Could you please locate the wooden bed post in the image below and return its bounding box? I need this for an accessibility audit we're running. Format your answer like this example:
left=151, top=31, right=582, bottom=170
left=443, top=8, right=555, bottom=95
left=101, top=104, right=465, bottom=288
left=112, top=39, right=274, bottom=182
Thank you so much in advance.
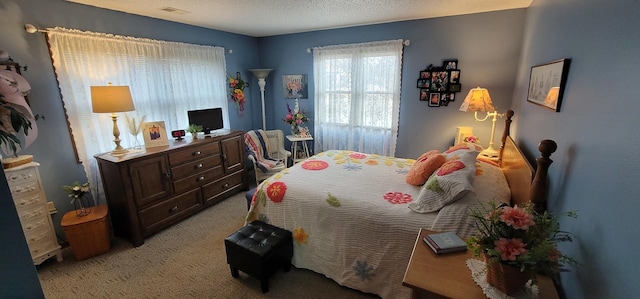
left=530, top=140, right=557, bottom=213
left=500, top=110, right=515, bottom=148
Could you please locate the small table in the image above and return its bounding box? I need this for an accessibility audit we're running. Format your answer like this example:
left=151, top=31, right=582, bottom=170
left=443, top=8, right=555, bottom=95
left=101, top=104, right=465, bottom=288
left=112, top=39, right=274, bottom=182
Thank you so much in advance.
left=61, top=205, right=111, bottom=260
left=402, top=228, right=559, bottom=299
left=286, top=135, right=313, bottom=163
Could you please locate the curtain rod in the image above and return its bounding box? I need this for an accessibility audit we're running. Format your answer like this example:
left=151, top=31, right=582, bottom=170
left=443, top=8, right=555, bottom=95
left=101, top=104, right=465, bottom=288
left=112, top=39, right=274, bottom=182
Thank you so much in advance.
left=306, top=39, right=410, bottom=53
left=24, top=24, right=234, bottom=54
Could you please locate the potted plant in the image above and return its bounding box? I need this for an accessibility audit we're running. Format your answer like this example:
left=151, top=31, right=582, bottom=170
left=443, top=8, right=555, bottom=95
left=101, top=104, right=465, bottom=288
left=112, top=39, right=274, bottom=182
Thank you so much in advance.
left=187, top=124, right=202, bottom=139
left=62, top=181, right=91, bottom=216
left=466, top=203, right=579, bottom=295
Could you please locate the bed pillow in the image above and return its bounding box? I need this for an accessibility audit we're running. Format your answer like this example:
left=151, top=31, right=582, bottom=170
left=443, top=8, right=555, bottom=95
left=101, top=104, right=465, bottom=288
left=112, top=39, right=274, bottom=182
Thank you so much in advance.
left=445, top=142, right=483, bottom=159
left=405, top=150, right=447, bottom=186
left=408, top=150, right=479, bottom=213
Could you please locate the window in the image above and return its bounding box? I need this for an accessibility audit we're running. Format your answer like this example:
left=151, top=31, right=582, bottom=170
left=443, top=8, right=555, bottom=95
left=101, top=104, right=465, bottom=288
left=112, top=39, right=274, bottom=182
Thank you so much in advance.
left=313, top=40, right=403, bottom=156
left=47, top=27, right=228, bottom=200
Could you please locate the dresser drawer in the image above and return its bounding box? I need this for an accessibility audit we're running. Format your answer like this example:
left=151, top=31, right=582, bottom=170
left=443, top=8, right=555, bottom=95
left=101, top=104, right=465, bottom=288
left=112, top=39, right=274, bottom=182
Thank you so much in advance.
left=171, top=155, right=221, bottom=181
left=5, top=166, right=38, bottom=186
left=168, top=142, right=220, bottom=166
left=138, top=189, right=202, bottom=235
left=9, top=180, right=42, bottom=202
left=17, top=205, right=48, bottom=222
left=12, top=191, right=44, bottom=210
left=202, top=170, right=244, bottom=205
left=20, top=216, right=50, bottom=235
left=172, top=166, right=224, bottom=194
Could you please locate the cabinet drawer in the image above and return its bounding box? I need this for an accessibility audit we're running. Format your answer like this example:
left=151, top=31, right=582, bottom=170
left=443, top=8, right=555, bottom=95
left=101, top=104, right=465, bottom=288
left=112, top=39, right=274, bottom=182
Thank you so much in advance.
left=17, top=205, right=48, bottom=222
left=138, top=189, right=202, bottom=235
left=171, top=155, right=221, bottom=181
left=172, top=166, right=224, bottom=194
left=5, top=167, right=38, bottom=186
left=202, top=170, right=244, bottom=205
left=168, top=142, right=220, bottom=166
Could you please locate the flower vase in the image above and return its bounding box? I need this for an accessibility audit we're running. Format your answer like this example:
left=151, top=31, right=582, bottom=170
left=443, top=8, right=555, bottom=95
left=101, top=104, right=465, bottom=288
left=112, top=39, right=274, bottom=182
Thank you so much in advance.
left=74, top=196, right=92, bottom=217
left=484, top=254, right=531, bottom=295
left=291, top=125, right=300, bottom=136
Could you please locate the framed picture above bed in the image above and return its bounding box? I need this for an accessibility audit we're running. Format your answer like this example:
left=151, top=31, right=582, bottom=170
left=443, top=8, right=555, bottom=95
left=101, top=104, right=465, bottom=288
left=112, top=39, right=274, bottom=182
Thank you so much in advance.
left=527, top=59, right=571, bottom=112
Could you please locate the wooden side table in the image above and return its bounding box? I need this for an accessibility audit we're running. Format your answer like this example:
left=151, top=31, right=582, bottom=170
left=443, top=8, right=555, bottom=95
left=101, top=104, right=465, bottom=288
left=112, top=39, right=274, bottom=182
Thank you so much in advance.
left=286, top=135, right=313, bottom=163
left=402, top=228, right=559, bottom=299
left=61, top=205, right=111, bottom=260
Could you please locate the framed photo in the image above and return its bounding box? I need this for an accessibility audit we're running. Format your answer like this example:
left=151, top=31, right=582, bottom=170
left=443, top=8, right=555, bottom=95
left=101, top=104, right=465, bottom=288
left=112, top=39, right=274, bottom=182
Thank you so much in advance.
left=141, top=121, right=169, bottom=148
left=429, top=93, right=441, bottom=107
left=449, top=83, right=461, bottom=92
left=419, top=70, right=430, bottom=79
left=449, top=70, right=460, bottom=84
left=417, top=78, right=429, bottom=88
left=443, top=59, right=458, bottom=70
left=527, top=59, right=571, bottom=112
left=419, top=89, right=429, bottom=101
left=430, top=71, right=449, bottom=92
left=283, top=74, right=308, bottom=99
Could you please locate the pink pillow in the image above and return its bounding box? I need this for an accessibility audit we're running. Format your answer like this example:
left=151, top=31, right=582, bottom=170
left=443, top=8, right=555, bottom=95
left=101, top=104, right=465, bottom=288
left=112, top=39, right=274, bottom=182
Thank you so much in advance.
left=406, top=150, right=446, bottom=186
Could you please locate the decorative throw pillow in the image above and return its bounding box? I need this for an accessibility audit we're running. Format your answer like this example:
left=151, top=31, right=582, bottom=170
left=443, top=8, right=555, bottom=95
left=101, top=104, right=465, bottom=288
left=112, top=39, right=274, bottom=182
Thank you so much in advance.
left=408, top=150, right=479, bottom=213
left=405, top=150, right=446, bottom=186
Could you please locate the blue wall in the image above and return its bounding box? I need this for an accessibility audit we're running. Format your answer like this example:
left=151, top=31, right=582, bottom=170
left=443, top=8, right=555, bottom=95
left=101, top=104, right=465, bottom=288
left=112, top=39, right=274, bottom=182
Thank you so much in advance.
left=513, top=0, right=640, bottom=297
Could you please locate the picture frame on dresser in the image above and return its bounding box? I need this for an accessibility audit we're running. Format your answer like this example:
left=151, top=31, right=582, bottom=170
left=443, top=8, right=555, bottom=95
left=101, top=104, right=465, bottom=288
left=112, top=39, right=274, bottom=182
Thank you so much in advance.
left=141, top=121, right=169, bottom=148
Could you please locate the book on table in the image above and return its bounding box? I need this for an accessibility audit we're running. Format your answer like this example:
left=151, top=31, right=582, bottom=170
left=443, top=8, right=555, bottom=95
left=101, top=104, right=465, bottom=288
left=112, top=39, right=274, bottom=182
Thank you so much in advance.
left=423, top=231, right=467, bottom=254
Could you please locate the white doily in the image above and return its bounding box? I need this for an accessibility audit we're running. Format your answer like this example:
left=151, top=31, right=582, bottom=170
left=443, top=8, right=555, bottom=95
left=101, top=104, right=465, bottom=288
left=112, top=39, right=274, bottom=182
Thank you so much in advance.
left=466, top=259, right=540, bottom=299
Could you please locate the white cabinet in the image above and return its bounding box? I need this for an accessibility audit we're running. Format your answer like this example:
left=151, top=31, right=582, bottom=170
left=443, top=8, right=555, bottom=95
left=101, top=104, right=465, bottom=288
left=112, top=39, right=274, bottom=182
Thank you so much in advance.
left=5, top=162, right=62, bottom=265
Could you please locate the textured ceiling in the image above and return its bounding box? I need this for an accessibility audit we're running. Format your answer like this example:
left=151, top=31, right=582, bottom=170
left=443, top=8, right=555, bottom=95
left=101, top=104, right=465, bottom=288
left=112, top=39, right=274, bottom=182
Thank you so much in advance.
left=65, top=0, right=532, bottom=37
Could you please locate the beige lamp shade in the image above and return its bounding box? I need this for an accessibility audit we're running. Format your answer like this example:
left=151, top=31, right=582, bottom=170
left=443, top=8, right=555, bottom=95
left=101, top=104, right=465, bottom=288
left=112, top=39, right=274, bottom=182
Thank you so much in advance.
left=543, top=86, right=560, bottom=107
left=90, top=85, right=135, bottom=113
left=459, top=87, right=496, bottom=112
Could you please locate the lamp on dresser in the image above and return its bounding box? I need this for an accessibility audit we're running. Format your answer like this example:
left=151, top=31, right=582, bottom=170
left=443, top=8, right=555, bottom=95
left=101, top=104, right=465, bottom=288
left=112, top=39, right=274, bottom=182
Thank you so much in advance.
left=459, top=86, right=503, bottom=158
left=90, top=84, right=135, bottom=155
left=249, top=69, right=273, bottom=130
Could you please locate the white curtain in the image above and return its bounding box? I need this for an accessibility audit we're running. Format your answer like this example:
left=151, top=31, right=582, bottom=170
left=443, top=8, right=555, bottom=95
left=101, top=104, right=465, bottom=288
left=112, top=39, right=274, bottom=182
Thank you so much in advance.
left=47, top=27, right=228, bottom=202
left=313, top=39, right=403, bottom=156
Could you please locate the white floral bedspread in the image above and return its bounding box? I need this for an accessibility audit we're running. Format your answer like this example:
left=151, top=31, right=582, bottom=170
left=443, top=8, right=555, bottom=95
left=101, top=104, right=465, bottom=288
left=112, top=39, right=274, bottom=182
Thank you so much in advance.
left=245, top=150, right=491, bottom=299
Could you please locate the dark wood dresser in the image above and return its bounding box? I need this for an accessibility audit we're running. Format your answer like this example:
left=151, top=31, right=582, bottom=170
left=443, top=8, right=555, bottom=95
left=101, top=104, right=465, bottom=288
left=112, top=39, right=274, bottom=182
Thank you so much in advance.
left=95, top=130, right=246, bottom=246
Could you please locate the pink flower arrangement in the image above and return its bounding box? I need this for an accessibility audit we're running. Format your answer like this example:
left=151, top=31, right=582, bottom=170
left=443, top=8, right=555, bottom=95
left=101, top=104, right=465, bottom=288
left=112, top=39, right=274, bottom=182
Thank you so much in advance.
left=467, top=202, right=579, bottom=278
left=464, top=135, right=479, bottom=143
left=228, top=73, right=248, bottom=111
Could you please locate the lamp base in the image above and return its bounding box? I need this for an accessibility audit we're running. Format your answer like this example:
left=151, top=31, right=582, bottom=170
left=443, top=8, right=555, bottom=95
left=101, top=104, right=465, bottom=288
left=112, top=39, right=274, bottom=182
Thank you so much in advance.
left=480, top=146, right=499, bottom=158
left=111, top=147, right=129, bottom=155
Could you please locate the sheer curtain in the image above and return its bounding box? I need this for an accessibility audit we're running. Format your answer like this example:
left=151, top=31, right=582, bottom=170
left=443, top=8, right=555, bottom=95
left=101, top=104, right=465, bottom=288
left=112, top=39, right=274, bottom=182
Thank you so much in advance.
left=313, top=39, right=403, bottom=156
left=47, top=27, right=228, bottom=201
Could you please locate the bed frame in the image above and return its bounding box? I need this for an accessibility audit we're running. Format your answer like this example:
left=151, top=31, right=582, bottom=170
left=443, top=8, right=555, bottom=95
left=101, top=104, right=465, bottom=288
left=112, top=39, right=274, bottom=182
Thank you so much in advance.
left=498, top=110, right=557, bottom=213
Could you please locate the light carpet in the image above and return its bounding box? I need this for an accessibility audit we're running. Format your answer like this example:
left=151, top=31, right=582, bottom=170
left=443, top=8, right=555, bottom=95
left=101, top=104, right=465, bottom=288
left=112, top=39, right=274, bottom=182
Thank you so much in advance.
left=37, top=191, right=379, bottom=299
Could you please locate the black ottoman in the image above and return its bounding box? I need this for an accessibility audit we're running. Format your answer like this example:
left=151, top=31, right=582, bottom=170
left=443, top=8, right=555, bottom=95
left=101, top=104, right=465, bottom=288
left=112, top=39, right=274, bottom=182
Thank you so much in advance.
left=224, top=221, right=293, bottom=293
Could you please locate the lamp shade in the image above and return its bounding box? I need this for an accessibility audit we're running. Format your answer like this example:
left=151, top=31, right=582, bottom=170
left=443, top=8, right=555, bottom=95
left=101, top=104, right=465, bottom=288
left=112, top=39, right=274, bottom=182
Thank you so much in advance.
left=459, top=87, right=496, bottom=112
left=90, top=85, right=135, bottom=113
left=543, top=87, right=560, bottom=107
left=249, top=69, right=273, bottom=80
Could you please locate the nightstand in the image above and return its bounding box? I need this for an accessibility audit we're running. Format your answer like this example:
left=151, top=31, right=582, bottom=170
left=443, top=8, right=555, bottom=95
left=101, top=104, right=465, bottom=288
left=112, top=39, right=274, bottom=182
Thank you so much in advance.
left=286, top=135, right=313, bottom=163
left=402, top=228, right=559, bottom=299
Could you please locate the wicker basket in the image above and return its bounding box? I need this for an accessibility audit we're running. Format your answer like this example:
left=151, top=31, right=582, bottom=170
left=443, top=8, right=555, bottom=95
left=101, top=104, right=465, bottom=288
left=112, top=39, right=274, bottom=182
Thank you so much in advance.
left=62, top=206, right=111, bottom=261
left=2, top=155, right=33, bottom=169
left=484, top=254, right=530, bottom=295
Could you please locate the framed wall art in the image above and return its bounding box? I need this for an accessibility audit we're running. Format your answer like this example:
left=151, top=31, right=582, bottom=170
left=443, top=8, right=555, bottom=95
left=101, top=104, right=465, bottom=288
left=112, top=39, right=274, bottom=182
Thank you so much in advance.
left=416, top=58, right=462, bottom=107
left=141, top=121, right=169, bottom=148
left=283, top=74, right=307, bottom=99
left=527, top=59, right=571, bottom=112
left=429, top=93, right=441, bottom=107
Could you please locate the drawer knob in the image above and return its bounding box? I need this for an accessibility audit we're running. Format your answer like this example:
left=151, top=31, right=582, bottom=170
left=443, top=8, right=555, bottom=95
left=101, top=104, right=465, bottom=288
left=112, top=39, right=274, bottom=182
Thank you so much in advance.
left=193, top=151, right=201, bottom=156
left=223, top=183, right=229, bottom=188
left=169, top=206, right=178, bottom=213
left=197, top=176, right=205, bottom=181
left=195, top=163, right=203, bottom=169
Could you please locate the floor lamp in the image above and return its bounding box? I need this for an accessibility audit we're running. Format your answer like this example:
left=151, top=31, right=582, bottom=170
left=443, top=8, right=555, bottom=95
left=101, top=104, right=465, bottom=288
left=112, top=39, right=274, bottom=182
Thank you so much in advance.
left=249, top=69, right=273, bottom=130
left=91, top=84, right=135, bottom=155
left=459, top=86, right=503, bottom=158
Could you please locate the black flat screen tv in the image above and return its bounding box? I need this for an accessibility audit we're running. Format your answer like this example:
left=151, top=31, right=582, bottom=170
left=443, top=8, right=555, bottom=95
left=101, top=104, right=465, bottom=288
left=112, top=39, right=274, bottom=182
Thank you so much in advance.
left=187, top=108, right=224, bottom=134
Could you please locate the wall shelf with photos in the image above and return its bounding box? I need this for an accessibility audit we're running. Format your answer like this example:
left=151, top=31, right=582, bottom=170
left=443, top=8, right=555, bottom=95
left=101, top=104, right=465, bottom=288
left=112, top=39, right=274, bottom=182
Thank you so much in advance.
left=417, top=59, right=461, bottom=107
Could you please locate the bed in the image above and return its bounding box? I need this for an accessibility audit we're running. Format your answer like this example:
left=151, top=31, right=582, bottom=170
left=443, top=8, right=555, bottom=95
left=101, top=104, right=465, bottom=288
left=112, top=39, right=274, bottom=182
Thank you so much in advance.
left=245, top=110, right=556, bottom=298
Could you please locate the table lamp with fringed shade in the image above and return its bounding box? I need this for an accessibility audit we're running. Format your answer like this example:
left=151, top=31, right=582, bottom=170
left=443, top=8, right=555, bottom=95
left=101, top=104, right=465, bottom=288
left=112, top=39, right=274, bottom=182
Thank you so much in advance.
left=459, top=87, right=503, bottom=158
left=90, top=84, right=135, bottom=155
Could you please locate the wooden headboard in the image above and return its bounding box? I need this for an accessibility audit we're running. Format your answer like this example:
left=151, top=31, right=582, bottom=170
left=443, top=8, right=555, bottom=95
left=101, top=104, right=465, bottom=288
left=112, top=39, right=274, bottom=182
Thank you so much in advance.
left=497, top=110, right=557, bottom=213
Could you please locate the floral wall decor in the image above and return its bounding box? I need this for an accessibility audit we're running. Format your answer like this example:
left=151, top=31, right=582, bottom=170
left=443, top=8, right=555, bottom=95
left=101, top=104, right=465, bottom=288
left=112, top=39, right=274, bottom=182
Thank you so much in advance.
left=283, top=74, right=307, bottom=99
left=228, top=72, right=247, bottom=112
